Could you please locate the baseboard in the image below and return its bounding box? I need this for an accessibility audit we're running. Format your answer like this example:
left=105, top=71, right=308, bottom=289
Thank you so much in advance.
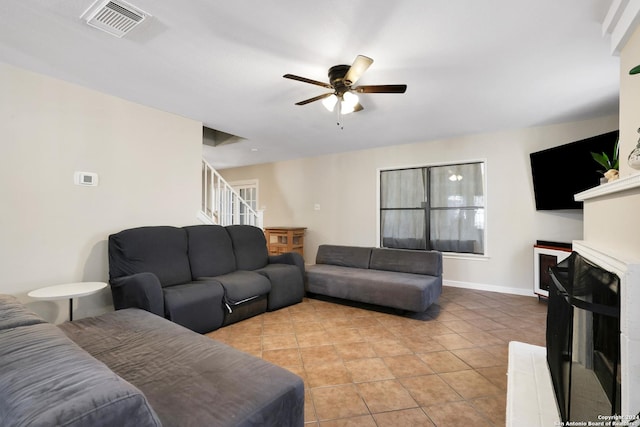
left=444, top=279, right=536, bottom=297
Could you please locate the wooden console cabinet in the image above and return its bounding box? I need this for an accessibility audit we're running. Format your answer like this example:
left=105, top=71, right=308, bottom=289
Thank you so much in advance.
left=264, top=227, right=306, bottom=257
left=533, top=241, right=572, bottom=298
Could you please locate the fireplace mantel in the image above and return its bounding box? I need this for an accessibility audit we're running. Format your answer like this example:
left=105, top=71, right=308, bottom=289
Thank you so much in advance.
left=575, top=174, right=640, bottom=202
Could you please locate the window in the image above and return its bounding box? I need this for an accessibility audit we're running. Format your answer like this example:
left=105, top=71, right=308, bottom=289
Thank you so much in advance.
left=379, top=162, right=486, bottom=255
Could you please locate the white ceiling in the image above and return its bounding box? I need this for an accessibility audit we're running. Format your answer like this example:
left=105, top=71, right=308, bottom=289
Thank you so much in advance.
left=0, top=0, right=619, bottom=169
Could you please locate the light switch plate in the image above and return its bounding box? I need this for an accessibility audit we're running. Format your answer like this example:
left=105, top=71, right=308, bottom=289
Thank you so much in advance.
left=74, top=171, right=98, bottom=186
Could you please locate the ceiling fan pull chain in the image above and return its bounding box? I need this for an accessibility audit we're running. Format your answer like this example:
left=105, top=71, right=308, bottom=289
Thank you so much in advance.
left=336, top=100, right=344, bottom=130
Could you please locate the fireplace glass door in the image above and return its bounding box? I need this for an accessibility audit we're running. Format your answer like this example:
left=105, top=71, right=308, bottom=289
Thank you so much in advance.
left=547, top=251, right=620, bottom=423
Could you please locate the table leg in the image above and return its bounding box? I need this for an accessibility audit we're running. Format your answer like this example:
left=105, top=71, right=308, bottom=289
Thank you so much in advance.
left=69, top=298, right=73, bottom=321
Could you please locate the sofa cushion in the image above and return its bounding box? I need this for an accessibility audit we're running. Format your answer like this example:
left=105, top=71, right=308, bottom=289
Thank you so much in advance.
left=315, top=245, right=372, bottom=269
left=0, top=294, right=45, bottom=330
left=306, top=264, right=442, bottom=312
left=0, top=322, right=160, bottom=427
left=163, top=281, right=225, bottom=333
left=185, top=225, right=237, bottom=277
left=370, top=248, right=443, bottom=276
left=226, top=225, right=269, bottom=271
left=60, top=308, right=305, bottom=427
left=109, top=226, right=192, bottom=287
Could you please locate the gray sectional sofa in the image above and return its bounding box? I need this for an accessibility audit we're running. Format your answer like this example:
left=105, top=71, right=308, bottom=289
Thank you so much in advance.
left=109, top=224, right=305, bottom=333
left=0, top=294, right=304, bottom=427
left=305, top=245, right=443, bottom=312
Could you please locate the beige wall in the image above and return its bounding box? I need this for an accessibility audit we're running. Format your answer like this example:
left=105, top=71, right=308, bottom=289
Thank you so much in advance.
left=221, top=114, right=619, bottom=295
left=0, top=63, right=202, bottom=322
left=619, top=25, right=640, bottom=179
left=581, top=22, right=640, bottom=259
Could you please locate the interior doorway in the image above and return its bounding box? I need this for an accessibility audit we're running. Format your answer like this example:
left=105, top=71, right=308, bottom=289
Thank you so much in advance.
left=230, top=179, right=258, bottom=225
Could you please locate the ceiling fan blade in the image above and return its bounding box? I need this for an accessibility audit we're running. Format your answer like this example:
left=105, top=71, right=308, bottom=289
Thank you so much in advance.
left=344, top=55, right=373, bottom=86
left=353, top=103, right=364, bottom=112
left=355, top=84, right=407, bottom=94
left=295, top=92, right=334, bottom=105
left=283, top=74, right=333, bottom=89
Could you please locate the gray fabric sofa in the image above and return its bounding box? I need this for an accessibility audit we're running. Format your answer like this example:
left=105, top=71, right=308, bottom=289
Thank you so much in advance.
left=109, top=224, right=305, bottom=333
left=305, top=245, right=443, bottom=312
left=0, top=294, right=304, bottom=427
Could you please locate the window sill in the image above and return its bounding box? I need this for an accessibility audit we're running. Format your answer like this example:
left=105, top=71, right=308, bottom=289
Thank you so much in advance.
left=443, top=252, right=489, bottom=261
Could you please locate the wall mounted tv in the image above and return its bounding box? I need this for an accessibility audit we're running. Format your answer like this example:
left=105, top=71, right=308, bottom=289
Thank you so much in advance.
left=530, top=130, right=618, bottom=210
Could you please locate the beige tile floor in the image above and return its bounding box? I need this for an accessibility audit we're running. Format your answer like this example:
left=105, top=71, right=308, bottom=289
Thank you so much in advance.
left=206, top=286, right=548, bottom=426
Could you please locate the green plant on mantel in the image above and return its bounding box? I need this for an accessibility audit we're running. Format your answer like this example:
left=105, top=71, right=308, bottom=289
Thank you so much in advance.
left=591, top=139, right=619, bottom=172
left=630, top=64, right=640, bottom=74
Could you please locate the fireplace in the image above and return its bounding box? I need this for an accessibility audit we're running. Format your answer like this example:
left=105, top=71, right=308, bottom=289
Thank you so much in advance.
left=506, top=176, right=640, bottom=425
left=547, top=251, right=620, bottom=423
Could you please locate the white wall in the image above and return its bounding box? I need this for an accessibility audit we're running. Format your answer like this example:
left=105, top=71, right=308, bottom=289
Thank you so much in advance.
left=220, top=114, right=619, bottom=295
left=0, top=63, right=202, bottom=322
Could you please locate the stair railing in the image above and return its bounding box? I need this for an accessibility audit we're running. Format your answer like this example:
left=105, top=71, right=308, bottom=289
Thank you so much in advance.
left=200, top=159, right=263, bottom=227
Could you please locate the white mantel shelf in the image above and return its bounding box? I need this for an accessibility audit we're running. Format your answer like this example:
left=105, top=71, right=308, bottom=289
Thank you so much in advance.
left=575, top=173, right=640, bottom=202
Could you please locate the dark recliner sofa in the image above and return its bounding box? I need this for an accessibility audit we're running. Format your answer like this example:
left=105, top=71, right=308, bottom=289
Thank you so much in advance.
left=108, top=224, right=304, bottom=333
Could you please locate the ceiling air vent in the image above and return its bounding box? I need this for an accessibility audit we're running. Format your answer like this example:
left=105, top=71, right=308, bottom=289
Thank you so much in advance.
left=82, top=0, right=150, bottom=38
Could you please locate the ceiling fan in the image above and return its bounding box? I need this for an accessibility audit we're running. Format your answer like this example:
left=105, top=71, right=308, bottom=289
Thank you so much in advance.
left=283, top=55, right=407, bottom=115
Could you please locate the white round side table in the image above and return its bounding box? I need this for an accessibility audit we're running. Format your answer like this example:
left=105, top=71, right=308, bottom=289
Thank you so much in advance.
left=28, top=282, right=108, bottom=321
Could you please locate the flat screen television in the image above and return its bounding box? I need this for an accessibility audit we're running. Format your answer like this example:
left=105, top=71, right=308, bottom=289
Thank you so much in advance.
left=530, top=130, right=618, bottom=210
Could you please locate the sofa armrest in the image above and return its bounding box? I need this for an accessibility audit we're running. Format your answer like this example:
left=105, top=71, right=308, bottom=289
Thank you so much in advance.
left=269, top=252, right=305, bottom=275
left=110, top=273, right=164, bottom=317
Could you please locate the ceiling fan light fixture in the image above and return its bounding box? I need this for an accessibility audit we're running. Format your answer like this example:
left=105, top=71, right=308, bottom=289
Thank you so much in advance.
left=340, top=91, right=359, bottom=114
left=283, top=55, right=406, bottom=119
left=322, top=94, right=338, bottom=112
left=341, top=103, right=354, bottom=115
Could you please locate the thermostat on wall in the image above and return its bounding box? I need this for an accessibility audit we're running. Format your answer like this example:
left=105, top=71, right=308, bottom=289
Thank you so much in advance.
left=74, top=171, right=99, bottom=186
